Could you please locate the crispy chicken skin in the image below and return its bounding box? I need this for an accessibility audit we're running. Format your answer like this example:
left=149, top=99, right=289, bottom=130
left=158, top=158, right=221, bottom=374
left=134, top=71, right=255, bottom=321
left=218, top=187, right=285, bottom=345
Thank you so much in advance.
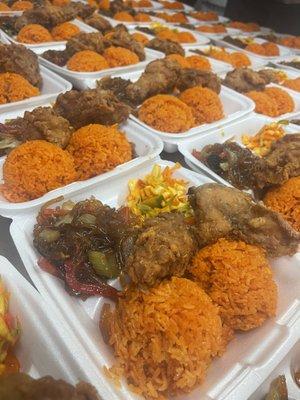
left=53, top=88, right=131, bottom=129
left=189, top=184, right=300, bottom=257
left=15, top=4, right=78, bottom=31
left=0, top=107, right=73, bottom=156
left=103, top=25, right=145, bottom=61
left=0, top=43, right=42, bottom=87
left=0, top=373, right=101, bottom=400
left=177, top=68, right=221, bottom=93
left=223, top=68, right=267, bottom=93
left=84, top=13, right=112, bottom=34
left=66, top=32, right=105, bottom=57
left=146, top=37, right=185, bottom=55
left=126, top=213, right=196, bottom=287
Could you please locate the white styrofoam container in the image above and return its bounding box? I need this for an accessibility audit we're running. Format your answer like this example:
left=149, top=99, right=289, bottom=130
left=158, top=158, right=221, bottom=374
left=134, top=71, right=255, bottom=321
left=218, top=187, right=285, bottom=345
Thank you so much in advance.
left=178, top=113, right=300, bottom=186
left=39, top=47, right=163, bottom=90
left=0, top=105, right=163, bottom=216
left=9, top=159, right=300, bottom=400
left=0, top=255, right=118, bottom=399
left=0, top=19, right=98, bottom=52
left=0, top=64, right=72, bottom=113
left=129, top=84, right=255, bottom=153
left=186, top=44, right=267, bottom=70
left=128, top=23, right=210, bottom=46
left=273, top=55, right=300, bottom=74
left=249, top=340, right=300, bottom=400
left=215, top=35, right=293, bottom=61
left=136, top=0, right=163, bottom=10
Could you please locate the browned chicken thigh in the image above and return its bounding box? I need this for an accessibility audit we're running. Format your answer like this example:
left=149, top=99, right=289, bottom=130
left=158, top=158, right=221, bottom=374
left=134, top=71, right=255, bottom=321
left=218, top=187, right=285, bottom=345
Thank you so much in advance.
left=189, top=183, right=300, bottom=257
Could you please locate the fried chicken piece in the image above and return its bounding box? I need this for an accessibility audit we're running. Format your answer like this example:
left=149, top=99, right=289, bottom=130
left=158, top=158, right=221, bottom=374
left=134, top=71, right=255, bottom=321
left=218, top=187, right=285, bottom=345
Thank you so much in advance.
left=0, top=43, right=42, bottom=88
left=0, top=373, right=101, bottom=400
left=177, top=68, right=221, bottom=94
left=146, top=37, right=184, bottom=56
left=262, top=134, right=300, bottom=181
left=42, top=49, right=70, bottom=66
left=126, top=213, right=196, bottom=287
left=97, top=58, right=179, bottom=106
left=223, top=68, right=267, bottom=93
left=84, top=13, right=112, bottom=33
left=66, top=32, right=105, bottom=57
left=53, top=88, right=131, bottom=129
left=15, top=4, right=78, bottom=31
left=189, top=183, right=300, bottom=257
left=0, top=106, right=73, bottom=155
left=104, top=26, right=145, bottom=61
left=67, top=2, right=95, bottom=19
left=123, top=58, right=180, bottom=105
left=96, top=76, right=132, bottom=103
left=257, top=68, right=281, bottom=84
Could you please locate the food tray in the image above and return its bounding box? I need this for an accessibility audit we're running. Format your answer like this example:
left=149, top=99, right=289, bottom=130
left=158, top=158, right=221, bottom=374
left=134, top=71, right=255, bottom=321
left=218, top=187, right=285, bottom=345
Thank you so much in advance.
left=9, top=159, right=300, bottom=400
left=129, top=84, right=255, bottom=153
left=273, top=55, right=300, bottom=73
left=190, top=14, right=229, bottom=24
left=152, top=10, right=200, bottom=25
left=0, top=105, right=163, bottom=216
left=0, top=64, right=72, bottom=113
left=249, top=340, right=300, bottom=400
left=187, top=44, right=267, bottom=70
left=0, top=255, right=115, bottom=397
left=137, top=0, right=163, bottom=10
left=178, top=113, right=300, bottom=186
left=215, top=35, right=293, bottom=61
left=0, top=19, right=97, bottom=52
left=39, top=47, right=162, bottom=90
left=129, top=23, right=210, bottom=47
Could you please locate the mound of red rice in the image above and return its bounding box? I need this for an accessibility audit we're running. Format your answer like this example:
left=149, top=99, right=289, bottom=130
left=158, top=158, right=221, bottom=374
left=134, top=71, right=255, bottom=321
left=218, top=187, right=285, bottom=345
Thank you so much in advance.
left=189, top=238, right=278, bottom=332
left=106, top=277, right=226, bottom=399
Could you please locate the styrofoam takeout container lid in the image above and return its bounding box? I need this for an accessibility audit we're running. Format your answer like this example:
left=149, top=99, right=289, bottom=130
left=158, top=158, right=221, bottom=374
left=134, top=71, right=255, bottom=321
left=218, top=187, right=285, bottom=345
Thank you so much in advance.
left=0, top=255, right=116, bottom=398
left=187, top=44, right=267, bottom=69
left=215, top=35, right=294, bottom=61
left=128, top=23, right=210, bottom=46
left=0, top=19, right=97, bottom=52
left=39, top=47, right=163, bottom=90
left=129, top=84, right=255, bottom=153
left=178, top=113, right=300, bottom=186
left=9, top=159, right=300, bottom=400
left=273, top=55, right=300, bottom=73
left=0, top=64, right=72, bottom=113
left=0, top=105, right=163, bottom=216
left=249, top=340, right=300, bottom=400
